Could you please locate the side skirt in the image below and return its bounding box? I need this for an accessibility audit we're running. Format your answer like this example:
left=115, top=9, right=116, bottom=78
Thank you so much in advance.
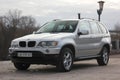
left=74, top=55, right=101, bottom=61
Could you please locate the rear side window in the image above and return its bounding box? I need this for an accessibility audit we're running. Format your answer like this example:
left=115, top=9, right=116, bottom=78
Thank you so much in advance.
left=98, top=23, right=108, bottom=34
left=90, top=21, right=100, bottom=34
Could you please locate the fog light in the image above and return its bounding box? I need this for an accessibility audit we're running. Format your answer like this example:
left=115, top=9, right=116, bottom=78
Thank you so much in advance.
left=9, top=49, right=13, bottom=53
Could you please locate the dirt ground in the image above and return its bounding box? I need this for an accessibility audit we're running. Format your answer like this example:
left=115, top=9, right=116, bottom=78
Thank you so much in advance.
left=0, top=54, right=120, bottom=80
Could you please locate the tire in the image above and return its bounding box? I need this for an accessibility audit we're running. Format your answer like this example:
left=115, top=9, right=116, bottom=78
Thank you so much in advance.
left=56, top=47, right=73, bottom=72
left=13, top=63, right=30, bottom=70
left=97, top=47, right=109, bottom=66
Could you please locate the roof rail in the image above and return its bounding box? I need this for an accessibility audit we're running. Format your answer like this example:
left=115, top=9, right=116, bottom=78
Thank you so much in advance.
left=80, top=18, right=96, bottom=21
left=53, top=19, right=60, bottom=21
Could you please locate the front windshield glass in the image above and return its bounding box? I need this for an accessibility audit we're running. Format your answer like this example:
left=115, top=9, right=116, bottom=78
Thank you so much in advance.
left=36, top=20, right=78, bottom=33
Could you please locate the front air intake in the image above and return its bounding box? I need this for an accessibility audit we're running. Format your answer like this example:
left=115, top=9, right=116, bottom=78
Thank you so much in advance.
left=19, top=41, right=26, bottom=47
left=28, top=41, right=36, bottom=47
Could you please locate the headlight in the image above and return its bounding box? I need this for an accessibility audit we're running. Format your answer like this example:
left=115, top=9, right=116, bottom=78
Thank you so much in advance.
left=37, top=41, right=58, bottom=47
left=11, top=41, right=18, bottom=48
left=11, top=44, right=18, bottom=48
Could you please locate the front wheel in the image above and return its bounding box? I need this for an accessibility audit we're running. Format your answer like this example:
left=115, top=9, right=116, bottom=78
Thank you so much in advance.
left=13, top=63, right=30, bottom=70
left=97, top=47, right=109, bottom=66
left=56, top=48, right=73, bottom=72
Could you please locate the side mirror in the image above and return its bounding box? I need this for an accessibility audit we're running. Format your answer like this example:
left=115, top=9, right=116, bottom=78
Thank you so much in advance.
left=77, top=30, right=89, bottom=36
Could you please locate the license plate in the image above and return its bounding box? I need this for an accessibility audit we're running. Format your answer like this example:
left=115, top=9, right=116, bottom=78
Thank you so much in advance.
left=17, top=52, right=32, bottom=57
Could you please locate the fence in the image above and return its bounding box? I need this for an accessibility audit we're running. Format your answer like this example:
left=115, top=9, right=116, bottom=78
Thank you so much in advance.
left=110, top=30, right=120, bottom=54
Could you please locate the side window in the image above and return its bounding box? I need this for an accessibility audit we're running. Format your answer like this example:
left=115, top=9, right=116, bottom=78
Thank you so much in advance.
left=79, top=21, right=91, bottom=34
left=56, top=25, right=65, bottom=32
left=98, top=23, right=108, bottom=34
left=90, top=21, right=100, bottom=34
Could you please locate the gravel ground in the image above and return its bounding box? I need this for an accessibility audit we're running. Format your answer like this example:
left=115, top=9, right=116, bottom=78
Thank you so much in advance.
left=0, top=55, right=120, bottom=80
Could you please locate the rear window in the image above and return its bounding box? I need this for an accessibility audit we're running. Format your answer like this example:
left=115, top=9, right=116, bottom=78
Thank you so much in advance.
left=98, top=23, right=108, bottom=34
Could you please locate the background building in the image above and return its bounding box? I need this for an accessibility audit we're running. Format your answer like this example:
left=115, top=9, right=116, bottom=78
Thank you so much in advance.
left=110, top=30, right=120, bottom=54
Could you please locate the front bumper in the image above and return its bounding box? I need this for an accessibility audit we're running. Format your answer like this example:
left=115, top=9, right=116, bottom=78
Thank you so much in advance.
left=9, top=47, right=61, bottom=64
left=10, top=51, right=59, bottom=65
left=9, top=47, right=61, bottom=54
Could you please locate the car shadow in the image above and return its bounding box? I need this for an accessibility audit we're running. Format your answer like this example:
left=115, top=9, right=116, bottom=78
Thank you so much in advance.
left=72, top=62, right=98, bottom=70
left=14, top=66, right=57, bottom=74
left=14, top=62, right=98, bottom=74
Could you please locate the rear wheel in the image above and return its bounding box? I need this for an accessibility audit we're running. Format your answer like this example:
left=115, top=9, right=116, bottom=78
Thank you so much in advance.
left=13, top=63, right=30, bottom=70
left=97, top=47, right=109, bottom=66
left=57, top=48, right=73, bottom=72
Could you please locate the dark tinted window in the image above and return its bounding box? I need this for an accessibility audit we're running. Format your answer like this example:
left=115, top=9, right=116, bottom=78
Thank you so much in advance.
left=90, top=21, right=100, bottom=34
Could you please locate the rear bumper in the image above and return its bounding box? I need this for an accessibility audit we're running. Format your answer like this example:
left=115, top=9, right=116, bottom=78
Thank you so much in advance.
left=10, top=51, right=59, bottom=65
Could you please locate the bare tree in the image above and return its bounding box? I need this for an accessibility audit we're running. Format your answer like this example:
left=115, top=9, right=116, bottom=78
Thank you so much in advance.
left=115, top=23, right=120, bottom=31
left=15, top=16, right=39, bottom=38
left=111, top=23, right=120, bottom=40
left=0, top=10, right=39, bottom=60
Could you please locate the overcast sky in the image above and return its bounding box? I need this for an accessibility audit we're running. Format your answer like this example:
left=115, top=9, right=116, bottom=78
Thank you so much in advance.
left=0, top=0, right=120, bottom=30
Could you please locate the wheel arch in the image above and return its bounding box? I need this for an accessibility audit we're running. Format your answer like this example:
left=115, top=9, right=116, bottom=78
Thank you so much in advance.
left=60, top=44, right=75, bottom=58
left=103, top=44, right=110, bottom=53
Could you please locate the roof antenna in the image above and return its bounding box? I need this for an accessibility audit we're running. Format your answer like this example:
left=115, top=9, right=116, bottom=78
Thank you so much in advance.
left=78, top=13, right=81, bottom=19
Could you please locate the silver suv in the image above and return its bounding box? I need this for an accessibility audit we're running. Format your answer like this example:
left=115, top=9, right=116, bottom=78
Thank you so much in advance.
left=9, top=19, right=111, bottom=72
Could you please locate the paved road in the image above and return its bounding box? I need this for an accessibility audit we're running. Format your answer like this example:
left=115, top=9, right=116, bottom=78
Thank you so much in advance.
left=0, top=55, right=120, bottom=80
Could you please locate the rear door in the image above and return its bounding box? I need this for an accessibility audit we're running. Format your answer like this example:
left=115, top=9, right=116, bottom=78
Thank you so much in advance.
left=89, top=21, right=103, bottom=55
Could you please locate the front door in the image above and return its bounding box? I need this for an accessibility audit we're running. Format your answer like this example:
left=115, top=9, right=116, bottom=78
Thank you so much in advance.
left=75, top=20, right=94, bottom=57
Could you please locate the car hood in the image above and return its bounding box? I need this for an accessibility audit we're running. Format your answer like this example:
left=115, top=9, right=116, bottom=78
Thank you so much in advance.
left=13, top=33, right=74, bottom=41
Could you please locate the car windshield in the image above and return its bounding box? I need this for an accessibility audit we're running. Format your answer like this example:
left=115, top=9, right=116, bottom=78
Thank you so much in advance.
left=36, top=20, right=78, bottom=33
